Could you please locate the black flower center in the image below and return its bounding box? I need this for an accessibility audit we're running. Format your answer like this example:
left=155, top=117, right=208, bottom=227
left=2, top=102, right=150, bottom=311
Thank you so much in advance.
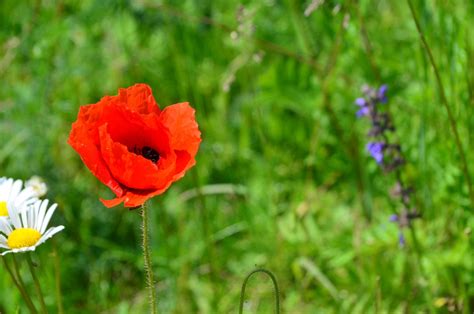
left=132, top=146, right=160, bottom=163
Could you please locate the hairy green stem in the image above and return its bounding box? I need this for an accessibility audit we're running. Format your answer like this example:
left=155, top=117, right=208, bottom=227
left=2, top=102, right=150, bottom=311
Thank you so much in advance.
left=407, top=0, right=474, bottom=208
left=26, top=253, right=48, bottom=314
left=239, top=268, right=280, bottom=314
left=2, top=256, right=37, bottom=313
left=141, top=203, right=157, bottom=314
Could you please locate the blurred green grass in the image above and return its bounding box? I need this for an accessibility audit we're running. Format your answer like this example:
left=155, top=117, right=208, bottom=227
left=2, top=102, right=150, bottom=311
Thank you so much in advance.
left=0, top=0, right=473, bottom=313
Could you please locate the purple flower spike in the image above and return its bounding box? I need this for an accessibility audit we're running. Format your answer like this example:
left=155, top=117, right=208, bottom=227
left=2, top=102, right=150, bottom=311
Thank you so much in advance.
left=389, top=214, right=398, bottom=222
left=378, top=85, right=388, bottom=103
left=355, top=98, right=366, bottom=106
left=366, top=142, right=385, bottom=164
left=398, top=232, right=405, bottom=247
left=356, top=106, right=370, bottom=118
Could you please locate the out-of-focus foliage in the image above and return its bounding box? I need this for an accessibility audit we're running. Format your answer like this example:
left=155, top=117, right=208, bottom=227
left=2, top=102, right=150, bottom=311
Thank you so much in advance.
left=0, top=0, right=473, bottom=313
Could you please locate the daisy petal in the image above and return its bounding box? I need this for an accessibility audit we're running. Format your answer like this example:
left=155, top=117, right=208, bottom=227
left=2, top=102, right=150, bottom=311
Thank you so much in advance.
left=8, top=180, right=23, bottom=203
left=14, top=187, right=37, bottom=208
left=20, top=208, right=28, bottom=228
left=8, top=203, right=22, bottom=229
left=0, top=185, right=64, bottom=255
left=40, top=203, right=57, bottom=234
left=37, top=226, right=64, bottom=246
left=0, top=179, right=13, bottom=200
left=0, top=218, right=12, bottom=235
left=0, top=234, right=8, bottom=247
left=35, top=200, right=49, bottom=231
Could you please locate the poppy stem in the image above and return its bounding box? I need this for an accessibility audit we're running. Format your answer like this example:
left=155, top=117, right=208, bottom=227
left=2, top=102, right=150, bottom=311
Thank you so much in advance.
left=2, top=255, right=38, bottom=313
left=141, top=203, right=157, bottom=314
left=26, top=253, right=48, bottom=314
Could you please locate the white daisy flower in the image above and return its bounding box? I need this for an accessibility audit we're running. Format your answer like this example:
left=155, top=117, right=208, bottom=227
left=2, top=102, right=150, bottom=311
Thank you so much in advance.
left=25, top=176, right=48, bottom=198
left=0, top=177, right=38, bottom=217
left=0, top=199, right=64, bottom=255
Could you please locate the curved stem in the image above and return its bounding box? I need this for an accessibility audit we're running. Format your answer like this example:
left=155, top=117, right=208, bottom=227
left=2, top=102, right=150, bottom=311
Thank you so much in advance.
left=239, top=268, right=280, bottom=314
left=141, top=203, right=157, bottom=314
left=26, top=253, right=48, bottom=314
left=2, top=256, right=37, bottom=313
left=406, top=0, right=474, bottom=208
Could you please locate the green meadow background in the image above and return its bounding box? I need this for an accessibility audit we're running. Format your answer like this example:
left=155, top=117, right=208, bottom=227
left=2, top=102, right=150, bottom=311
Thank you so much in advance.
left=1, top=0, right=473, bottom=313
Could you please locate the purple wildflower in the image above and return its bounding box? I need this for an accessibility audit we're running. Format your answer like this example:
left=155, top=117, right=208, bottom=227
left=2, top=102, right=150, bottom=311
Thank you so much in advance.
left=398, top=232, right=405, bottom=247
left=356, top=106, right=370, bottom=117
left=355, top=98, right=366, bottom=106
left=354, top=85, right=388, bottom=118
left=390, top=209, right=420, bottom=227
left=366, top=142, right=384, bottom=164
left=355, top=84, right=422, bottom=247
left=355, top=98, right=369, bottom=117
left=377, top=85, right=388, bottom=103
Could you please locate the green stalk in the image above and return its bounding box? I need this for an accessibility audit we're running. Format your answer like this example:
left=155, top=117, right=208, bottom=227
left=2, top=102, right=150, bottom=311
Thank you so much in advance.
left=192, top=170, right=217, bottom=280
left=408, top=226, right=436, bottom=313
left=12, top=255, right=39, bottom=313
left=2, top=255, right=37, bottom=313
left=406, top=0, right=474, bottom=208
left=375, top=276, right=381, bottom=314
left=26, top=253, right=48, bottom=314
left=52, top=240, right=64, bottom=314
left=191, top=170, right=218, bottom=309
left=239, top=268, right=280, bottom=314
left=141, top=203, right=157, bottom=314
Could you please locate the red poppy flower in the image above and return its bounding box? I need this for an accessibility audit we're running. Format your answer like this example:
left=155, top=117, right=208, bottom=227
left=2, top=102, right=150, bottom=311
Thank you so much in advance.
left=68, top=83, right=201, bottom=208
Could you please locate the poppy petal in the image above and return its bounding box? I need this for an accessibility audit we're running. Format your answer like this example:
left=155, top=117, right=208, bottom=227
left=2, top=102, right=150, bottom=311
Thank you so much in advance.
left=98, top=124, right=176, bottom=190
left=68, top=106, right=124, bottom=197
left=100, top=196, right=127, bottom=208
left=172, top=150, right=195, bottom=181
left=118, top=83, right=161, bottom=115
left=68, top=84, right=201, bottom=208
left=100, top=184, right=171, bottom=208
left=160, top=102, right=201, bottom=156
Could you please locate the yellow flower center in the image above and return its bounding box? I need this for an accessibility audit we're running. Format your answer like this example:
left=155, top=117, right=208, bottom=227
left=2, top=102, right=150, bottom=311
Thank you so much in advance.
left=7, top=228, right=41, bottom=249
left=0, top=201, right=8, bottom=216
